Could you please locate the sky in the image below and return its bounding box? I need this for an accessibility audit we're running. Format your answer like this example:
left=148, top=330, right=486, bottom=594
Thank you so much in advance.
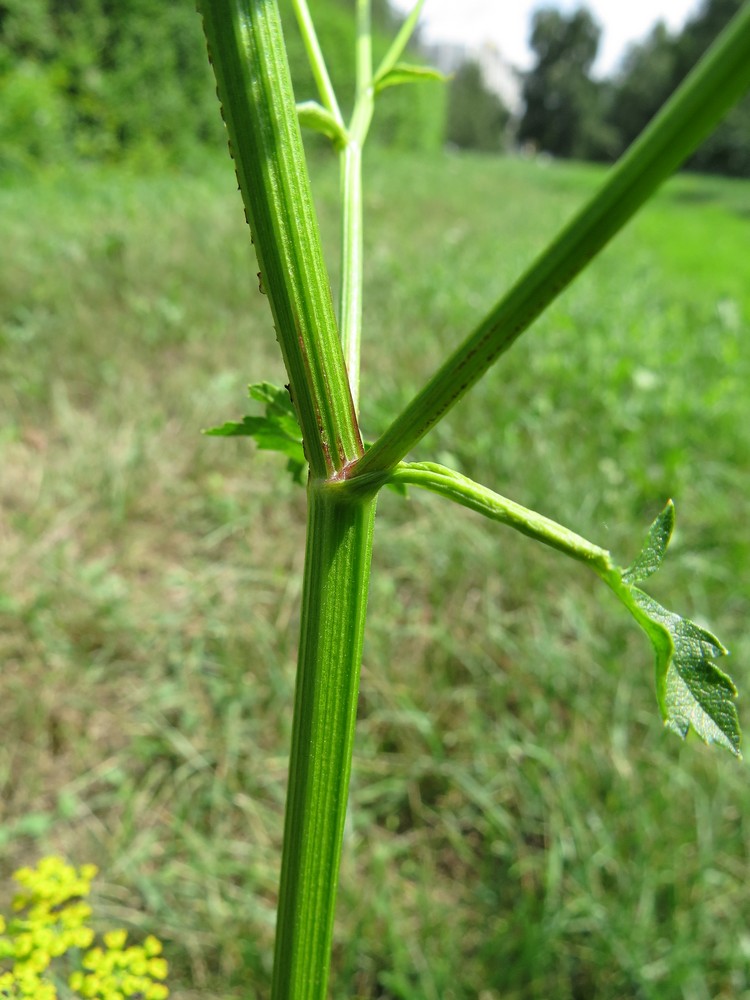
left=389, top=0, right=703, bottom=76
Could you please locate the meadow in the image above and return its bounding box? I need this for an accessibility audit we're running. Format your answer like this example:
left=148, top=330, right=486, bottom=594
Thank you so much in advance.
left=1, top=148, right=750, bottom=999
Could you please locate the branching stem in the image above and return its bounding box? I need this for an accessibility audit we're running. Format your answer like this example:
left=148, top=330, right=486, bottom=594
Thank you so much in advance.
left=351, top=4, right=750, bottom=478
left=200, top=1, right=748, bottom=995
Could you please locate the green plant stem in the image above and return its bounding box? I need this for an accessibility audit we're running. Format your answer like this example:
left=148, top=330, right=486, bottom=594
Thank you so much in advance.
left=199, top=0, right=360, bottom=477
left=354, top=465, right=738, bottom=756
left=338, top=0, right=374, bottom=415
left=382, top=461, right=611, bottom=571
left=355, top=0, right=372, bottom=98
left=200, top=4, right=377, bottom=993
left=351, top=3, right=750, bottom=480
left=373, top=0, right=427, bottom=84
left=272, top=486, right=377, bottom=1000
left=291, top=0, right=344, bottom=126
left=339, top=141, right=364, bottom=413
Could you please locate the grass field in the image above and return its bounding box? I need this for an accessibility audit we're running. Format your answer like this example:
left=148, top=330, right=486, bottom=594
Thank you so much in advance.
left=2, top=148, right=750, bottom=999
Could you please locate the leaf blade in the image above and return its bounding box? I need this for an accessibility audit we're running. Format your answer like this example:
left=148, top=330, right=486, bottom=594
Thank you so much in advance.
left=204, top=381, right=307, bottom=482
left=623, top=500, right=675, bottom=584
left=612, top=579, right=740, bottom=757
left=296, top=101, right=348, bottom=146
left=373, top=0, right=427, bottom=84
left=374, top=62, right=447, bottom=93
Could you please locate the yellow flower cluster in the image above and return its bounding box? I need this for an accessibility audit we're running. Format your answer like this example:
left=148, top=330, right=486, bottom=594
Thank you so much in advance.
left=68, top=931, right=169, bottom=999
left=0, top=857, right=169, bottom=1000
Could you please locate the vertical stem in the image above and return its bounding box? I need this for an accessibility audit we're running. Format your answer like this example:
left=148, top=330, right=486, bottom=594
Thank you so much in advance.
left=355, top=0, right=372, bottom=97
left=199, top=0, right=361, bottom=477
left=272, top=487, right=377, bottom=1000
left=272, top=7, right=376, bottom=990
left=339, top=141, right=364, bottom=414
left=200, top=5, right=377, bottom=992
left=339, top=0, right=373, bottom=415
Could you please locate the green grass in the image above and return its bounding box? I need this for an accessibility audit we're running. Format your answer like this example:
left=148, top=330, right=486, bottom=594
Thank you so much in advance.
left=2, top=150, right=750, bottom=999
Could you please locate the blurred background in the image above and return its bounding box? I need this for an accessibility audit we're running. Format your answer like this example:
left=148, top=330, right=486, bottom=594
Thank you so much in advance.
left=1, top=0, right=749, bottom=173
left=2, top=1, right=750, bottom=998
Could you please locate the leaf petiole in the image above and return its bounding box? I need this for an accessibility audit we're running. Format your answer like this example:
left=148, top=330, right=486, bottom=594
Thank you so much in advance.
left=375, top=463, right=740, bottom=757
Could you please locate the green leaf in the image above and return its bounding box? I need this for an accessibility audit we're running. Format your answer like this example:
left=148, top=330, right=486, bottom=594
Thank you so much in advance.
left=622, top=500, right=675, bottom=584
left=603, top=504, right=740, bottom=757
left=248, top=381, right=300, bottom=428
left=296, top=101, right=347, bottom=147
left=204, top=382, right=307, bottom=484
left=374, top=62, right=447, bottom=94
left=373, top=0, right=427, bottom=84
left=625, top=587, right=740, bottom=757
left=204, top=415, right=268, bottom=437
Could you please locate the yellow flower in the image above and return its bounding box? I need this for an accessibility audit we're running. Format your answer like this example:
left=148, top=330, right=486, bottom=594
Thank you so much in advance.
left=102, top=929, right=128, bottom=951
left=147, top=957, right=168, bottom=980
left=3, top=858, right=169, bottom=999
left=12, top=933, right=33, bottom=958
left=143, top=936, right=162, bottom=957
left=69, top=970, right=85, bottom=992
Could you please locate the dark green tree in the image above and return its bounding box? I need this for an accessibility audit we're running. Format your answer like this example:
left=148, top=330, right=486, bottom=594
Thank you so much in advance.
left=679, top=0, right=750, bottom=175
left=0, top=0, right=445, bottom=169
left=0, top=0, right=224, bottom=164
left=606, top=22, right=678, bottom=155
left=606, top=0, right=749, bottom=175
left=445, top=60, right=510, bottom=153
left=518, top=6, right=606, bottom=159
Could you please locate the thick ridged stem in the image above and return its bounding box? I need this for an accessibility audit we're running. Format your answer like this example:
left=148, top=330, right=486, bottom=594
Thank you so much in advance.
left=272, top=486, right=377, bottom=1000
left=199, top=0, right=362, bottom=477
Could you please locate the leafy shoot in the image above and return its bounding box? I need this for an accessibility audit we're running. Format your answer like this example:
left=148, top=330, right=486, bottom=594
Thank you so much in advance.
left=204, top=382, right=307, bottom=484
left=385, top=464, right=741, bottom=757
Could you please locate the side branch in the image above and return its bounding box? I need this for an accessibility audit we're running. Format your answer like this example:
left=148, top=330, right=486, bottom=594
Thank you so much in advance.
left=351, top=5, right=750, bottom=478
left=388, top=462, right=612, bottom=571
left=373, top=465, right=740, bottom=757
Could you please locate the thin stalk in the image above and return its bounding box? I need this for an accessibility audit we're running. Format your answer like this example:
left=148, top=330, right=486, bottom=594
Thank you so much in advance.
left=339, top=141, right=364, bottom=413
left=385, top=462, right=610, bottom=570
left=270, top=5, right=378, bottom=990
left=351, top=3, right=750, bottom=480
left=199, top=0, right=361, bottom=477
left=291, top=0, right=344, bottom=127
left=272, top=486, right=377, bottom=1000
left=355, top=0, right=372, bottom=98
left=338, top=0, right=374, bottom=414
left=373, top=0, right=427, bottom=84
left=200, top=5, right=377, bottom=993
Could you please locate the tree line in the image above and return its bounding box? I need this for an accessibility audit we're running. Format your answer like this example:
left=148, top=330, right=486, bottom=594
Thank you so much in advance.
left=448, top=0, right=749, bottom=177
left=1, top=0, right=746, bottom=176
left=0, top=0, right=445, bottom=171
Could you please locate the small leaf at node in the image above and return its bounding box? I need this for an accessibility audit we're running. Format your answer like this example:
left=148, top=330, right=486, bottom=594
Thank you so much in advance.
left=373, top=63, right=447, bottom=94
left=204, top=382, right=307, bottom=485
left=622, top=500, right=675, bottom=584
left=296, top=101, right=347, bottom=147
